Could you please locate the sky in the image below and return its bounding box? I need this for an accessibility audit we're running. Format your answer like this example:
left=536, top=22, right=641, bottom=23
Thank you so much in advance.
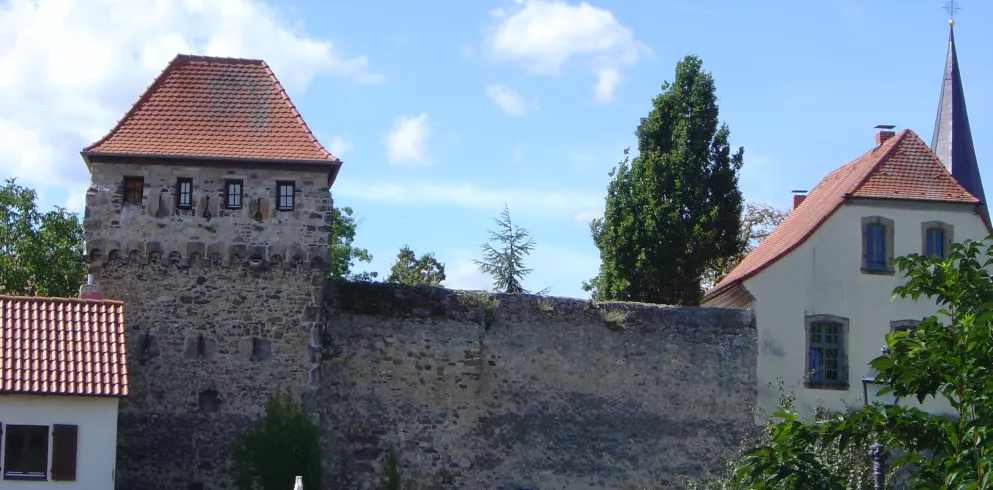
left=1, top=0, right=992, bottom=299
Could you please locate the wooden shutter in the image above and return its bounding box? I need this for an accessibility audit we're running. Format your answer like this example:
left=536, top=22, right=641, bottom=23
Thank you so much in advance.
left=51, top=424, right=78, bottom=481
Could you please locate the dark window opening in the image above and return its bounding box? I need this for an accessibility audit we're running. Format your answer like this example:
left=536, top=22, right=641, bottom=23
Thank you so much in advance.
left=3, top=425, right=49, bottom=480
left=925, top=227, right=945, bottom=258
left=123, top=176, right=144, bottom=205
left=277, top=181, right=295, bottom=211
left=196, top=333, right=206, bottom=359
left=864, top=223, right=886, bottom=270
left=808, top=321, right=842, bottom=385
left=225, top=180, right=243, bottom=209
left=177, top=178, right=193, bottom=210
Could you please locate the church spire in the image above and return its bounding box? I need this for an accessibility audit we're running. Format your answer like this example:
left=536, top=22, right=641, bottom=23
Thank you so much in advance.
left=931, top=21, right=988, bottom=222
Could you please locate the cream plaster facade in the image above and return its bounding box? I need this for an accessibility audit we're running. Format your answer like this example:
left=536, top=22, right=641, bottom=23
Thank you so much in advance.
left=742, top=198, right=988, bottom=419
left=0, top=394, right=119, bottom=489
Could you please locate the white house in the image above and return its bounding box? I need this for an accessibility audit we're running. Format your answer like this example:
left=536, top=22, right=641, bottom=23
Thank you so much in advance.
left=0, top=286, right=128, bottom=488
left=702, top=23, right=990, bottom=420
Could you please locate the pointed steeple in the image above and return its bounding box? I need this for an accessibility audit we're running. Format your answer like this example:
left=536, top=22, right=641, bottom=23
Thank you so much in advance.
left=931, top=23, right=988, bottom=222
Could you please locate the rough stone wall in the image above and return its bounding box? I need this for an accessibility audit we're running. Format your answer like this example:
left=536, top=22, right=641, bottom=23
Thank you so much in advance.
left=84, top=161, right=331, bottom=489
left=320, top=281, right=757, bottom=490
left=84, top=162, right=334, bottom=267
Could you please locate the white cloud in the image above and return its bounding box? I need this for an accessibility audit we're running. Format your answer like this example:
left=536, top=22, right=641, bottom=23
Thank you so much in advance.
left=0, top=0, right=383, bottom=195
left=384, top=113, right=431, bottom=165
left=570, top=208, right=603, bottom=224
left=335, top=180, right=603, bottom=220
left=442, top=258, right=492, bottom=291
left=512, top=147, right=523, bottom=163
left=486, top=84, right=537, bottom=116
left=593, top=68, right=622, bottom=104
left=484, top=0, right=648, bottom=103
left=329, top=136, right=354, bottom=157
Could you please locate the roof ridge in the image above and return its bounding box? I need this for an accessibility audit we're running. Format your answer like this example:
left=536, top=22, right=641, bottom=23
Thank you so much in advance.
left=847, top=129, right=913, bottom=195
left=259, top=60, right=337, bottom=161
left=0, top=294, right=124, bottom=305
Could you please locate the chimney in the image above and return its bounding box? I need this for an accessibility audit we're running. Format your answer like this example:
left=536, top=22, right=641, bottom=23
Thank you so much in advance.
left=875, top=124, right=896, bottom=146
left=79, top=274, right=101, bottom=300
left=792, top=190, right=807, bottom=211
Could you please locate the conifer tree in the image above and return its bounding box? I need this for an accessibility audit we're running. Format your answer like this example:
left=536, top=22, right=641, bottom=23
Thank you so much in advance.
left=585, top=55, right=745, bottom=305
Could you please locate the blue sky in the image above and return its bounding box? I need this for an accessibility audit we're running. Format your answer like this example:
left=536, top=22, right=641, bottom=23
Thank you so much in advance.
left=1, top=0, right=991, bottom=299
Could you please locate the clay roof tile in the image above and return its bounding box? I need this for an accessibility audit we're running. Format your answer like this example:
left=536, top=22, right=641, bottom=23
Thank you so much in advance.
left=0, top=295, right=128, bottom=397
left=706, top=129, right=983, bottom=300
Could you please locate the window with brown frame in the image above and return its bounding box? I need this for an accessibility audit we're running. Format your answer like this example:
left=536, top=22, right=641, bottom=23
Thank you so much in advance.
left=225, top=179, right=243, bottom=209
left=276, top=181, right=295, bottom=211
left=176, top=178, right=193, bottom=210
left=122, top=176, right=144, bottom=205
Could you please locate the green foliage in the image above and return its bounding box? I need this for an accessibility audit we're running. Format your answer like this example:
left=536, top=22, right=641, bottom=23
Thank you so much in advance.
left=475, top=204, right=543, bottom=294
left=383, top=447, right=402, bottom=490
left=585, top=55, right=745, bottom=305
left=232, top=389, right=322, bottom=490
left=329, top=206, right=377, bottom=281
left=702, top=202, right=790, bottom=290
left=0, top=178, right=86, bottom=298
left=386, top=245, right=446, bottom=286
left=685, top=381, right=885, bottom=489
left=733, top=237, right=993, bottom=489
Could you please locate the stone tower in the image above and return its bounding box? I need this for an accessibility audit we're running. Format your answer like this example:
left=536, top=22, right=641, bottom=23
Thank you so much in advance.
left=80, top=54, right=341, bottom=489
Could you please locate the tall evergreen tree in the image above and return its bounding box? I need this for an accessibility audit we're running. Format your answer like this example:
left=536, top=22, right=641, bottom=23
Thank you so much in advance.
left=476, top=204, right=536, bottom=294
left=585, top=55, right=745, bottom=305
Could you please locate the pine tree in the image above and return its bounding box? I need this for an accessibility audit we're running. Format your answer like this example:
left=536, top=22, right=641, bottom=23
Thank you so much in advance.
left=585, top=55, right=745, bottom=305
left=476, top=204, right=537, bottom=294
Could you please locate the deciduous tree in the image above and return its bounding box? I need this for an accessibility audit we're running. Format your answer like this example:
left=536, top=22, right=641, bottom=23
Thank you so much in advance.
left=329, top=205, right=377, bottom=281
left=702, top=202, right=790, bottom=290
left=0, top=178, right=86, bottom=298
left=585, top=55, right=745, bottom=305
left=232, top=389, right=322, bottom=490
left=387, top=245, right=446, bottom=286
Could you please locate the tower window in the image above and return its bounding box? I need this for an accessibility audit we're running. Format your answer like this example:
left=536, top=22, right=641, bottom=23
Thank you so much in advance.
left=122, top=176, right=144, bottom=205
left=925, top=228, right=945, bottom=258
left=922, top=221, right=953, bottom=259
left=860, top=216, right=894, bottom=274
left=176, top=178, right=193, bottom=210
left=865, top=223, right=885, bottom=270
left=276, top=181, right=295, bottom=211
left=225, top=180, right=243, bottom=209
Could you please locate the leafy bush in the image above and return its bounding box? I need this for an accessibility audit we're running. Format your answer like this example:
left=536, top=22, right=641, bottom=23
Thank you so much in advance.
left=232, top=389, right=322, bottom=490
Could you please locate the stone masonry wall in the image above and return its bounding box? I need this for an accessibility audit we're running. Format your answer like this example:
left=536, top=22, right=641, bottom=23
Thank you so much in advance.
left=320, top=281, right=758, bottom=490
left=84, top=161, right=332, bottom=489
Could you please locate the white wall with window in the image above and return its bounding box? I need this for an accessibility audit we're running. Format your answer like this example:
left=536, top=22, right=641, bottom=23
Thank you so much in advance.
left=742, top=198, right=986, bottom=419
left=0, top=394, right=119, bottom=488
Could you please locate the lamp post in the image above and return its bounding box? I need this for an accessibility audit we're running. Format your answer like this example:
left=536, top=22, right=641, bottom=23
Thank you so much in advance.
left=862, top=345, right=898, bottom=490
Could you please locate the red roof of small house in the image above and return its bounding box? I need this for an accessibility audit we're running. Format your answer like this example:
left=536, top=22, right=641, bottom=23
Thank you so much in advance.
left=82, top=54, right=337, bottom=164
left=704, top=129, right=982, bottom=302
left=0, top=295, right=129, bottom=397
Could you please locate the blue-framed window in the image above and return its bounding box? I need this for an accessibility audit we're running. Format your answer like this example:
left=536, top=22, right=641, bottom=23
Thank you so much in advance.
left=864, top=223, right=886, bottom=270
left=925, top=227, right=945, bottom=258
left=808, top=321, right=842, bottom=384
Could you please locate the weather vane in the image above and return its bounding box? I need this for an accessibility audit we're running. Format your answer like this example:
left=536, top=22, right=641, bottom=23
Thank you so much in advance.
left=944, top=0, right=961, bottom=25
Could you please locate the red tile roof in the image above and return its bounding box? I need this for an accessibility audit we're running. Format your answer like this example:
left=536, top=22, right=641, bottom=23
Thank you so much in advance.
left=1, top=295, right=128, bottom=397
left=705, top=129, right=982, bottom=301
left=83, top=54, right=337, bottom=163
